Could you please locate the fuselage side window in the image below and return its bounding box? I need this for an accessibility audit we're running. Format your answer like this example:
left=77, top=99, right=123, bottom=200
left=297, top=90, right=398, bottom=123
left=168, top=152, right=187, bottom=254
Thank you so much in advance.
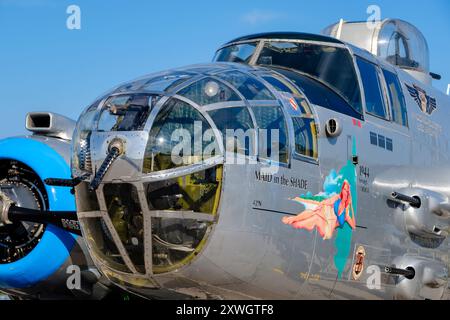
left=382, top=69, right=408, bottom=127
left=292, top=116, right=318, bottom=159
left=261, top=74, right=318, bottom=160
left=356, top=58, right=389, bottom=120
left=251, top=105, right=289, bottom=164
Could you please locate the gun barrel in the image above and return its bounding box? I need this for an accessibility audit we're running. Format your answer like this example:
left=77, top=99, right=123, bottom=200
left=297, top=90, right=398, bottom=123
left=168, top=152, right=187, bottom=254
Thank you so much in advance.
left=0, top=190, right=81, bottom=235
left=391, top=192, right=421, bottom=208
left=8, top=206, right=81, bottom=236
left=384, top=266, right=415, bottom=279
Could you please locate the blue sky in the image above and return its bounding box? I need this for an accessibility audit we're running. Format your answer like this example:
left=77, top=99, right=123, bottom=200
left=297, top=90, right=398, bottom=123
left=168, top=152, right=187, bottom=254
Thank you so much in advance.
left=0, top=0, right=449, bottom=138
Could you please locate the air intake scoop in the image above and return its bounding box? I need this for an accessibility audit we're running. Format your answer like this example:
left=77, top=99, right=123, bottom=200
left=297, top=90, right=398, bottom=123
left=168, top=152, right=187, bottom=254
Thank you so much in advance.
left=26, top=112, right=76, bottom=141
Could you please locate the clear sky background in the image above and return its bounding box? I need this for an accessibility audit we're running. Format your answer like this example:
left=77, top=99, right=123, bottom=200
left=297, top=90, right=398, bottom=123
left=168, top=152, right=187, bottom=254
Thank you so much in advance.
left=0, top=0, right=449, bottom=139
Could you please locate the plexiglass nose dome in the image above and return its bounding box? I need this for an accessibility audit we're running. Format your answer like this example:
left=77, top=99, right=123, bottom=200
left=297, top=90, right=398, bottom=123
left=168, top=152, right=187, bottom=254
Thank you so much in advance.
left=71, top=62, right=316, bottom=289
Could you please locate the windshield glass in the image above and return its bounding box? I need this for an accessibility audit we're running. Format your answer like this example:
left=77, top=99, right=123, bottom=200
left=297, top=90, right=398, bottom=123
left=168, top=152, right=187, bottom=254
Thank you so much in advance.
left=216, top=41, right=362, bottom=114
left=256, top=41, right=362, bottom=113
left=213, top=42, right=258, bottom=64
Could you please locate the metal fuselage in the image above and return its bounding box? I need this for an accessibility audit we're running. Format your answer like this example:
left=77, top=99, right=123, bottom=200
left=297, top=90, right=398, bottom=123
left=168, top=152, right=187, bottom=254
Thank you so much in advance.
left=167, top=50, right=448, bottom=299
left=164, top=81, right=449, bottom=299
left=192, top=43, right=450, bottom=299
left=75, top=34, right=450, bottom=300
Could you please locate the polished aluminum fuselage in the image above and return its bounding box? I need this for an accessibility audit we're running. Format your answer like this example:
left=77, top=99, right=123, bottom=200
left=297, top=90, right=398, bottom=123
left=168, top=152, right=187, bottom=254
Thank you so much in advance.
left=149, top=52, right=450, bottom=300
left=80, top=38, right=450, bottom=300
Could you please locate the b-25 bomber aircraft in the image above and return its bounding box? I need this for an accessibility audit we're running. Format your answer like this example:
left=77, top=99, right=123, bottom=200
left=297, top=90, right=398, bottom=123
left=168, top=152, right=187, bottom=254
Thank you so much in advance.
left=0, top=19, right=449, bottom=300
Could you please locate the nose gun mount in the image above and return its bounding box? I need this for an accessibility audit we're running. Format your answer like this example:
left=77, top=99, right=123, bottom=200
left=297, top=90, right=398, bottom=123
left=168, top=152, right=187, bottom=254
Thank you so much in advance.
left=45, top=138, right=126, bottom=193
left=89, top=138, right=125, bottom=192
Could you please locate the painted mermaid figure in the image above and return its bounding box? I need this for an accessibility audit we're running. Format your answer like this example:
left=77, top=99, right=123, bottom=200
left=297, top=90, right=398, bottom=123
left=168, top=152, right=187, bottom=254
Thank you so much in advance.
left=282, top=180, right=356, bottom=240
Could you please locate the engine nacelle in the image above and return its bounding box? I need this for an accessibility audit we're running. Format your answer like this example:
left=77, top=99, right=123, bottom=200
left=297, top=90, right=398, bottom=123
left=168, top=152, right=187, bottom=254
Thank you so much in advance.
left=0, top=113, right=111, bottom=299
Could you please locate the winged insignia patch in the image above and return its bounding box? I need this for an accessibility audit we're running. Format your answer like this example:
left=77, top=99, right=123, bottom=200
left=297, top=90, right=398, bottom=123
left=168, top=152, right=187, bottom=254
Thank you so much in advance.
left=405, top=83, right=437, bottom=115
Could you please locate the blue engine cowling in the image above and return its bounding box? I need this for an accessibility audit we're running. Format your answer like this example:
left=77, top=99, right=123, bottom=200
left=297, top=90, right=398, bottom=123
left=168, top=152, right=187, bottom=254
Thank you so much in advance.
left=0, top=113, right=111, bottom=299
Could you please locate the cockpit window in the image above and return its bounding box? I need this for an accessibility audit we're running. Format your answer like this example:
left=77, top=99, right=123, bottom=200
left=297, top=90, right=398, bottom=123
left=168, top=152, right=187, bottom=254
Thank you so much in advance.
left=251, top=105, right=289, bottom=164
left=356, top=58, right=388, bottom=119
left=382, top=69, right=408, bottom=127
left=143, top=99, right=218, bottom=173
left=216, top=71, right=275, bottom=101
left=256, top=41, right=362, bottom=114
left=97, top=94, right=158, bottom=132
left=177, top=78, right=241, bottom=106
left=292, top=117, right=317, bottom=159
left=261, top=74, right=318, bottom=160
left=213, top=42, right=258, bottom=64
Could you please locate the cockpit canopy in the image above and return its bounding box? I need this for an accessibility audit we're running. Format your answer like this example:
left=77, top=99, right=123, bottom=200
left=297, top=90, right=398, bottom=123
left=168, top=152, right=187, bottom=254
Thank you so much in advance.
left=323, top=19, right=431, bottom=82
left=213, top=32, right=363, bottom=116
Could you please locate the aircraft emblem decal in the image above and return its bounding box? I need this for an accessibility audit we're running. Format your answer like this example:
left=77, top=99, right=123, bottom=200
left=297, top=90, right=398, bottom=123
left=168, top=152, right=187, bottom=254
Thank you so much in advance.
left=405, top=83, right=437, bottom=115
left=282, top=137, right=358, bottom=278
